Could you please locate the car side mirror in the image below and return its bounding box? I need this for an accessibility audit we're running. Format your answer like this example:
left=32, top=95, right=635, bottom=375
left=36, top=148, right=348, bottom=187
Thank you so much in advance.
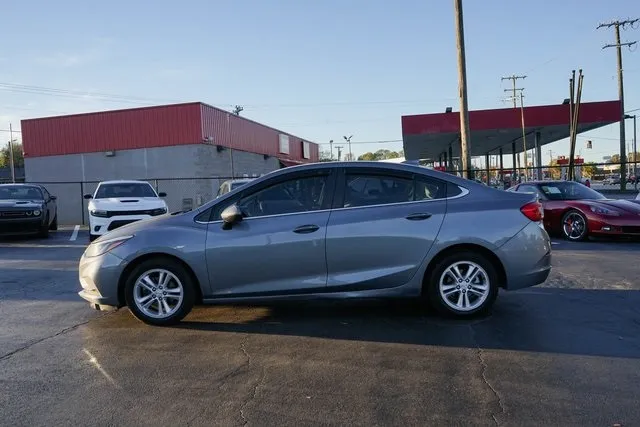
left=221, top=204, right=243, bottom=227
left=50, top=195, right=57, bottom=200
left=158, top=192, right=167, bottom=197
left=83, top=194, right=93, bottom=200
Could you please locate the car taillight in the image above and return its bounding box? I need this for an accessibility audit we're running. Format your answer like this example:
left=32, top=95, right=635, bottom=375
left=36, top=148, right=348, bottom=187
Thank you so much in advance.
left=520, top=201, right=543, bottom=222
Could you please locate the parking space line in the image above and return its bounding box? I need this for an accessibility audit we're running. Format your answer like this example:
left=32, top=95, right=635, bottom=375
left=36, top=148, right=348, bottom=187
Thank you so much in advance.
left=70, top=225, right=80, bottom=241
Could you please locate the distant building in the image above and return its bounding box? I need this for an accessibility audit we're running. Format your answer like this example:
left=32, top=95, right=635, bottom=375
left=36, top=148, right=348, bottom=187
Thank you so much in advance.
left=20, top=102, right=319, bottom=224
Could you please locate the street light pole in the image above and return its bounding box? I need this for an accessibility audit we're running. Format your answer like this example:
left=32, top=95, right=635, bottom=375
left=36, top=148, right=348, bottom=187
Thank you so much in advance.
left=329, top=139, right=334, bottom=160
left=626, top=114, right=637, bottom=187
left=8, top=123, right=16, bottom=184
left=343, top=135, right=353, bottom=161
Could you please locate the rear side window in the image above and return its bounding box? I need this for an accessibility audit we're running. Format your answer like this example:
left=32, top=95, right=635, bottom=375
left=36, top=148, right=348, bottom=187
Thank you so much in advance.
left=343, top=174, right=414, bottom=207
left=414, top=177, right=447, bottom=201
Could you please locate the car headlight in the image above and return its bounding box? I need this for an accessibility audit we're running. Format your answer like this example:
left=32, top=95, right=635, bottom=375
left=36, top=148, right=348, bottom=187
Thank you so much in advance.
left=84, top=235, right=133, bottom=258
left=90, top=209, right=109, bottom=218
left=32, top=210, right=41, bottom=216
left=589, top=206, right=620, bottom=216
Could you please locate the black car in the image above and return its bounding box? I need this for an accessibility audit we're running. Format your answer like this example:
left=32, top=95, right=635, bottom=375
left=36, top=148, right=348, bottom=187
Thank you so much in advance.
left=0, top=184, right=58, bottom=238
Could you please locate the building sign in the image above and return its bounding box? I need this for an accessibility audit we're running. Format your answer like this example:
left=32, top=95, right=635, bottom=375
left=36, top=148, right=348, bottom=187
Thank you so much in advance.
left=279, top=134, right=290, bottom=154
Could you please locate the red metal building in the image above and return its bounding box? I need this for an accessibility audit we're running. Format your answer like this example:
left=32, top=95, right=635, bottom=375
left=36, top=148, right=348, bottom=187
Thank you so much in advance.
left=21, top=102, right=319, bottom=163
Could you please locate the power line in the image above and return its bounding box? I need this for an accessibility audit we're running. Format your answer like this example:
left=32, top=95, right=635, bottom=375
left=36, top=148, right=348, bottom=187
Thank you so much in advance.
left=317, top=139, right=402, bottom=145
left=597, top=17, right=638, bottom=189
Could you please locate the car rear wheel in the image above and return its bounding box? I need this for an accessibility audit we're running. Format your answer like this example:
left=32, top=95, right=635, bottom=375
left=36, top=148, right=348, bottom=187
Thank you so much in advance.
left=426, top=252, right=499, bottom=317
left=124, top=258, right=195, bottom=326
left=561, top=210, right=588, bottom=241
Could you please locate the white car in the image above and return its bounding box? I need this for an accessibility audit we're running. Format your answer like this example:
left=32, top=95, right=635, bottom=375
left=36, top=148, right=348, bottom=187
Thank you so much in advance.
left=216, top=178, right=254, bottom=198
left=84, top=180, right=168, bottom=241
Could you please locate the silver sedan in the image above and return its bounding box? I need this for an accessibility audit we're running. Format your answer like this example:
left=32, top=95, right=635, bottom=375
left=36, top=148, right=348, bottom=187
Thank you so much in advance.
left=78, top=161, right=552, bottom=325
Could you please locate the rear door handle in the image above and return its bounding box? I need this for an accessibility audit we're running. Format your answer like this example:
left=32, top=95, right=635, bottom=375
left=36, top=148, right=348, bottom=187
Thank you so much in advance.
left=405, top=213, right=432, bottom=221
left=293, top=224, right=320, bottom=234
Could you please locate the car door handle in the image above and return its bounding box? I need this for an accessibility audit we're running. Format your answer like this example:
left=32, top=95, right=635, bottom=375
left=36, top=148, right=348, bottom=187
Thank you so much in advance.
left=293, top=224, right=320, bottom=234
left=405, top=213, right=432, bottom=221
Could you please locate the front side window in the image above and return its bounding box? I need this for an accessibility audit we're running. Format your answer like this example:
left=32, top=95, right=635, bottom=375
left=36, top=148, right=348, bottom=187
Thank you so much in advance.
left=94, top=183, right=157, bottom=199
left=237, top=175, right=328, bottom=218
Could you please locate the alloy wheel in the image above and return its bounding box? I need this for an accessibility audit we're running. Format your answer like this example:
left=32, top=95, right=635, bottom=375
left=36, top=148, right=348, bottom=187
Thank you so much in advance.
left=133, top=269, right=184, bottom=319
left=562, top=212, right=586, bottom=240
left=438, top=261, right=490, bottom=312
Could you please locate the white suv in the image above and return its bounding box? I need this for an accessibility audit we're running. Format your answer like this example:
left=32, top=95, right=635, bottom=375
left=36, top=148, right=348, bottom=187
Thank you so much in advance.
left=84, top=180, right=168, bottom=241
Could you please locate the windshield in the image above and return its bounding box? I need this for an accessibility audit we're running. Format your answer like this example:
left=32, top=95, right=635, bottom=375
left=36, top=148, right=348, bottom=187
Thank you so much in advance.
left=94, top=183, right=157, bottom=199
left=0, top=185, right=43, bottom=201
left=537, top=181, right=606, bottom=201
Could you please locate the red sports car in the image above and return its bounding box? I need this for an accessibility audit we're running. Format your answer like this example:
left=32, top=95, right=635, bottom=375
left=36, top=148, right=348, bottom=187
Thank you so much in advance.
left=508, top=180, right=640, bottom=241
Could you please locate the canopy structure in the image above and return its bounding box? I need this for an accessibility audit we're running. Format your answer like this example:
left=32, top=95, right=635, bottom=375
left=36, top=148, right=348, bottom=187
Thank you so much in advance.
left=401, top=100, right=621, bottom=161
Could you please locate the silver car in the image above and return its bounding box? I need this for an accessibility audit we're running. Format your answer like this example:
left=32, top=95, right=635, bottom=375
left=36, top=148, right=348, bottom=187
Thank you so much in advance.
left=78, top=161, right=552, bottom=326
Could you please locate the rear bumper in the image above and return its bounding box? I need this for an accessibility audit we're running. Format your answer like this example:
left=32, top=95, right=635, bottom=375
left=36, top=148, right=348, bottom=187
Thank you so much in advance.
left=497, top=222, right=552, bottom=290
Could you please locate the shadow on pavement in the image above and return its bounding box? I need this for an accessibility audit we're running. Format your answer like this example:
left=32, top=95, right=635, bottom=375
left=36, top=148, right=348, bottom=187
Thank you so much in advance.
left=159, top=287, right=640, bottom=360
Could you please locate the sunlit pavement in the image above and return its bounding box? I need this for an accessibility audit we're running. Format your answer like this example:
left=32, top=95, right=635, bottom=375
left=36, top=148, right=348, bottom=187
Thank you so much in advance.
left=1, top=232, right=639, bottom=426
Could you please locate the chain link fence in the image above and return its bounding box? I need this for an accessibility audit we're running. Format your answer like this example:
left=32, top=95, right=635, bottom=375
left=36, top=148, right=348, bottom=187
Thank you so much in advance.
left=23, top=176, right=259, bottom=226
left=9, top=162, right=640, bottom=226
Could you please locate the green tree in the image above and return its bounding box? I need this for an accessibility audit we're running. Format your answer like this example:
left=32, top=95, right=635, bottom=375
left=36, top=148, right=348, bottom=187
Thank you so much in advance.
left=0, top=143, right=24, bottom=168
left=357, top=149, right=403, bottom=161
left=319, top=150, right=334, bottom=162
left=582, top=162, right=598, bottom=178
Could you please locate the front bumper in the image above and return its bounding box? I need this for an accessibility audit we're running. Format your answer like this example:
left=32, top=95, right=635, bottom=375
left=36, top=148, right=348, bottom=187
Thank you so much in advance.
left=588, top=216, right=640, bottom=236
left=0, top=217, right=45, bottom=235
left=497, top=221, right=552, bottom=291
left=89, top=214, right=152, bottom=236
left=78, top=251, right=128, bottom=308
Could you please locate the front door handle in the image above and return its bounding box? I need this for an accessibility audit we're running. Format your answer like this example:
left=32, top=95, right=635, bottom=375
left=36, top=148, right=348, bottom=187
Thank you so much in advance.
left=293, top=224, right=320, bottom=234
left=405, top=213, right=432, bottom=221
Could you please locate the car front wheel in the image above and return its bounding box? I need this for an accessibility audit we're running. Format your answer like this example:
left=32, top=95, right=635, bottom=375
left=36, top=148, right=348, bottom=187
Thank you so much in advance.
left=124, top=258, right=196, bottom=326
left=426, top=252, right=499, bottom=317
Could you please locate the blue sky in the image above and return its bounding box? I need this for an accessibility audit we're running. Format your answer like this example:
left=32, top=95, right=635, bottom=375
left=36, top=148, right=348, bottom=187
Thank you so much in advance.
left=1, top=0, right=639, bottom=166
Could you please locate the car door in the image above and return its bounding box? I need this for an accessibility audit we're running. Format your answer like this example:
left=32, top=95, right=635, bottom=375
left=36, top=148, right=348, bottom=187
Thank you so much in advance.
left=325, top=167, right=448, bottom=291
left=204, top=167, right=336, bottom=297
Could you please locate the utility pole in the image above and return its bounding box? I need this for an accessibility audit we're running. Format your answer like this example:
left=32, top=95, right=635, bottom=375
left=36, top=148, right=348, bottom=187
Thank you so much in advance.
left=329, top=139, right=334, bottom=160
left=335, top=145, right=343, bottom=162
left=8, top=123, right=16, bottom=183
left=597, top=18, right=638, bottom=190
left=505, top=88, right=528, bottom=180
left=343, top=135, right=353, bottom=161
left=501, top=74, right=527, bottom=108
left=454, top=0, right=472, bottom=179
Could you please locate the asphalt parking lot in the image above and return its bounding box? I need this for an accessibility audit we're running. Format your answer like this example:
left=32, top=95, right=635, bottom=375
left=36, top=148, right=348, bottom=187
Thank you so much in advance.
left=1, top=230, right=640, bottom=426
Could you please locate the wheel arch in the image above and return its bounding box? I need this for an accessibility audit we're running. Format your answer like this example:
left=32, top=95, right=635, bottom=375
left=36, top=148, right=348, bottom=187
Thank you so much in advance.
left=421, top=243, right=508, bottom=294
left=117, top=252, right=203, bottom=307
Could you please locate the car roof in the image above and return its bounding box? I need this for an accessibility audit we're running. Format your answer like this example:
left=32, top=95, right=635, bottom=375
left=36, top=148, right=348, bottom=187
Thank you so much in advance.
left=0, top=183, right=43, bottom=188
left=97, top=180, right=152, bottom=185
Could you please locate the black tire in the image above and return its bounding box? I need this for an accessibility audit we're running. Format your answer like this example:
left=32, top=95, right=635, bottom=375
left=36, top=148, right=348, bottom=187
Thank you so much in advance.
left=426, top=251, right=499, bottom=318
left=49, top=214, right=58, bottom=231
left=561, top=209, right=588, bottom=241
left=38, top=215, right=50, bottom=238
left=89, top=233, right=98, bottom=242
left=124, top=257, right=196, bottom=326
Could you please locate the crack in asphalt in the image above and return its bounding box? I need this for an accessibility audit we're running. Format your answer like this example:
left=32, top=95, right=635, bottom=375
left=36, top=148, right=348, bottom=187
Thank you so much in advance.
left=468, top=324, right=505, bottom=426
left=238, top=335, right=266, bottom=426
left=0, top=313, right=111, bottom=363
